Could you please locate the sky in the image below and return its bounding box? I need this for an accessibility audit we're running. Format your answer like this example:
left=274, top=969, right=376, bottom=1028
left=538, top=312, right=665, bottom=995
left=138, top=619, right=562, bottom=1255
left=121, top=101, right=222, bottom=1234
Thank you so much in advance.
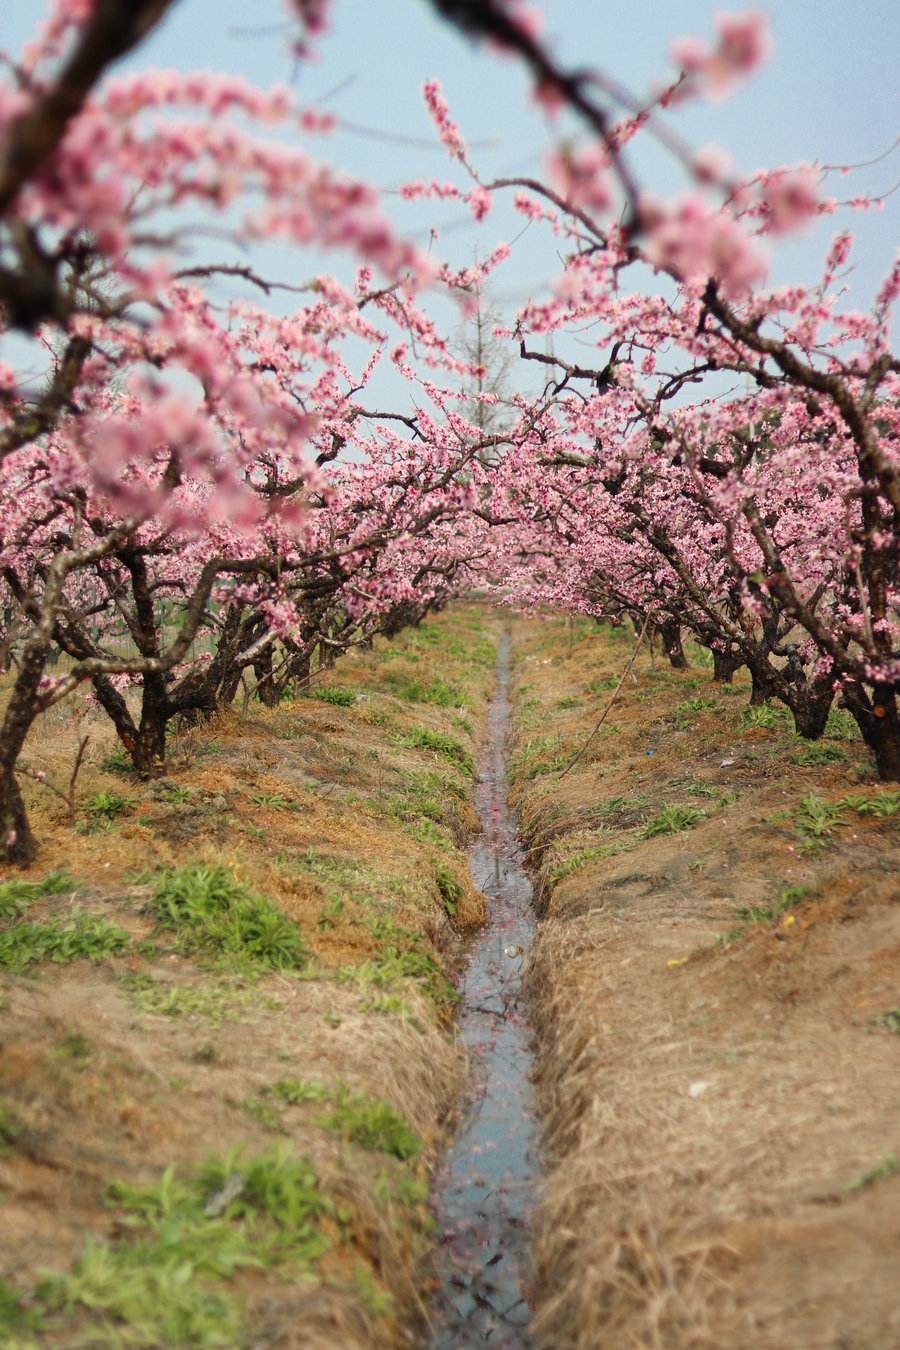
left=2, top=1, right=899, bottom=407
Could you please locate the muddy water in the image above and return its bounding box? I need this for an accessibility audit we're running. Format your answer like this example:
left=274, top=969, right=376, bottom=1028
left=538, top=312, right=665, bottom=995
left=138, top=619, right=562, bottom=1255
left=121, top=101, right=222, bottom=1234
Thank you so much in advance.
left=429, top=628, right=538, bottom=1348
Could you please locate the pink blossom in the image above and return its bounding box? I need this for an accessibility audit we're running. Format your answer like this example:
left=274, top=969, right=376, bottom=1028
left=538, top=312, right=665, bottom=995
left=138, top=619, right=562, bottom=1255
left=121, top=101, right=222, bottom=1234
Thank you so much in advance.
left=761, top=165, right=820, bottom=234
left=547, top=143, right=613, bottom=214
left=672, top=9, right=773, bottom=101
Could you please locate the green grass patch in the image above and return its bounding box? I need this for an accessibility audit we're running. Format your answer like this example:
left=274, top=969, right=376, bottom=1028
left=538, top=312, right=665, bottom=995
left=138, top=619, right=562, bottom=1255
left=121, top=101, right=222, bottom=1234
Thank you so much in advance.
left=0, top=911, right=131, bottom=972
left=637, top=804, right=705, bottom=838
left=0, top=1276, right=41, bottom=1341
left=825, top=707, right=862, bottom=741
left=840, top=790, right=900, bottom=818
left=793, top=794, right=845, bottom=848
left=37, top=1145, right=333, bottom=1347
left=791, top=741, right=848, bottom=766
left=875, top=1007, right=900, bottom=1034
left=675, top=697, right=716, bottom=714
left=309, top=685, right=356, bottom=707
left=398, top=727, right=474, bottom=777
left=0, top=868, right=74, bottom=920
left=319, top=1085, right=420, bottom=1160
left=384, top=674, right=468, bottom=708
left=434, top=863, right=463, bottom=916
left=122, top=972, right=276, bottom=1022
left=740, top=703, right=791, bottom=730
left=149, top=866, right=308, bottom=972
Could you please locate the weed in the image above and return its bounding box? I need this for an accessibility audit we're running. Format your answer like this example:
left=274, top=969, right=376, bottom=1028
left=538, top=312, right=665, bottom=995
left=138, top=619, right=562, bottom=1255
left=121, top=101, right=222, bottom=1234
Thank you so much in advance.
left=555, top=695, right=581, bottom=710
left=351, top=1263, right=394, bottom=1318
left=548, top=841, right=621, bottom=883
left=385, top=674, right=468, bottom=708
left=825, top=707, right=862, bottom=741
left=54, top=1030, right=92, bottom=1070
left=0, top=911, right=131, bottom=972
left=100, top=746, right=132, bottom=775
left=740, top=704, right=788, bottom=730
left=317, top=895, right=345, bottom=930
left=676, top=697, right=715, bottom=714
left=40, top=1146, right=333, bottom=1346
left=319, top=1084, right=420, bottom=1160
left=0, top=868, right=74, bottom=920
left=149, top=865, right=308, bottom=972
left=309, top=685, right=356, bottom=707
left=840, top=790, right=900, bottom=818
left=0, top=1099, right=24, bottom=1152
left=637, top=804, right=705, bottom=838
left=190, top=1043, right=220, bottom=1065
left=0, top=1276, right=41, bottom=1340
left=250, top=792, right=301, bottom=811
left=341, top=945, right=456, bottom=1011
left=794, top=794, right=845, bottom=846
left=434, top=863, right=463, bottom=916
left=267, top=1077, right=331, bottom=1106
left=875, top=1007, right=900, bottom=1035
left=847, top=1154, right=900, bottom=1192
left=87, top=790, right=133, bottom=820
left=735, top=885, right=807, bottom=929
left=398, top=727, right=474, bottom=777
left=403, top=817, right=453, bottom=851
left=587, top=675, right=619, bottom=694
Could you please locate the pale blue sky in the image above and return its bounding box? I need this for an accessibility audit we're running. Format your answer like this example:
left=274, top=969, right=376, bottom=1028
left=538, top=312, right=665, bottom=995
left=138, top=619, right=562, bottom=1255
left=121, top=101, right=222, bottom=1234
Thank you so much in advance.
left=2, top=2, right=898, bottom=403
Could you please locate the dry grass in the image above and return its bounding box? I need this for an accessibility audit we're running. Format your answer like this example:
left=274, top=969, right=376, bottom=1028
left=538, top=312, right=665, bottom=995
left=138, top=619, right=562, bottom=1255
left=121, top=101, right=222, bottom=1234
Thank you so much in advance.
left=510, top=615, right=900, bottom=1349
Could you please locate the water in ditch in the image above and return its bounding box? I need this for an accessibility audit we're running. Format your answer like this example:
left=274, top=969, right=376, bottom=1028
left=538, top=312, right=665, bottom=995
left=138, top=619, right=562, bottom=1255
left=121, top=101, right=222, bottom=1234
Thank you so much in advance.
left=429, top=627, right=538, bottom=1348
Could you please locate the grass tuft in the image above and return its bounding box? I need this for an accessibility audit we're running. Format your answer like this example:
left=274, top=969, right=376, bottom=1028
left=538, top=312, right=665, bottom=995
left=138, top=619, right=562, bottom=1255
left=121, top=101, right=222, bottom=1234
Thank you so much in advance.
left=0, top=868, right=74, bottom=920
left=0, top=911, right=130, bottom=972
left=637, top=804, right=704, bottom=838
left=149, top=866, right=308, bottom=972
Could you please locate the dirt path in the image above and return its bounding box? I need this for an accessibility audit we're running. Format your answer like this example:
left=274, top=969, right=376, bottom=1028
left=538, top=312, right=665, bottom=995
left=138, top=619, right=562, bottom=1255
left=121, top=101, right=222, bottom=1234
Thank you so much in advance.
left=509, top=616, right=900, bottom=1350
left=430, top=627, right=538, bottom=1348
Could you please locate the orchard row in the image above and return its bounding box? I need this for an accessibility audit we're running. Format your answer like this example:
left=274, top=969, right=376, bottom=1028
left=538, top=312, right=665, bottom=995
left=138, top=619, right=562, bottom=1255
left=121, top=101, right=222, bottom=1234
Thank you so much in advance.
left=0, top=1, right=897, bottom=861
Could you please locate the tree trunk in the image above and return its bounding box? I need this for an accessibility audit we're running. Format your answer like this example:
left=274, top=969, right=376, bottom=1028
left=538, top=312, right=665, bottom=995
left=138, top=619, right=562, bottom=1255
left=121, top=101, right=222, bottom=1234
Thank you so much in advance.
left=0, top=644, right=46, bottom=864
left=133, top=673, right=169, bottom=778
left=253, top=649, right=280, bottom=707
left=748, top=663, right=777, bottom=705
left=660, top=620, right=688, bottom=670
left=788, top=689, right=833, bottom=740
left=712, top=649, right=742, bottom=683
left=843, top=685, right=900, bottom=781
left=0, top=760, right=37, bottom=864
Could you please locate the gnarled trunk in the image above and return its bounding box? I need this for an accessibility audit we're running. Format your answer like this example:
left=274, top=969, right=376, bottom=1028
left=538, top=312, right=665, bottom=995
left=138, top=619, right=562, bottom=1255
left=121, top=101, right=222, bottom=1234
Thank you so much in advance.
left=712, top=649, right=743, bottom=683
left=748, top=663, right=777, bottom=706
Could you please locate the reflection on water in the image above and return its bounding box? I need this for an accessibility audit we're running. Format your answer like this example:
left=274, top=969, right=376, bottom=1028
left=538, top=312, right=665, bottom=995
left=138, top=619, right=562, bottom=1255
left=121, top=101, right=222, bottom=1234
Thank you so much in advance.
left=430, top=628, right=538, bottom=1348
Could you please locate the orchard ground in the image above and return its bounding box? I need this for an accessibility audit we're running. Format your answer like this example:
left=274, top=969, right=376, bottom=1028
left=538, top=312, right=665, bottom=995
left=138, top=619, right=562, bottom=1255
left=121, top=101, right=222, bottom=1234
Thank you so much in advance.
left=0, top=604, right=898, bottom=1347
left=0, top=606, right=494, bottom=1348
left=513, top=614, right=900, bottom=1349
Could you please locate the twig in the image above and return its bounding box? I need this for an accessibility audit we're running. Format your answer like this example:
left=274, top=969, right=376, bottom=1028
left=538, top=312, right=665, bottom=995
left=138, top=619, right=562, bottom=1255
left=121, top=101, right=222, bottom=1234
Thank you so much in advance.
left=20, top=733, right=90, bottom=824
left=556, top=613, right=652, bottom=778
